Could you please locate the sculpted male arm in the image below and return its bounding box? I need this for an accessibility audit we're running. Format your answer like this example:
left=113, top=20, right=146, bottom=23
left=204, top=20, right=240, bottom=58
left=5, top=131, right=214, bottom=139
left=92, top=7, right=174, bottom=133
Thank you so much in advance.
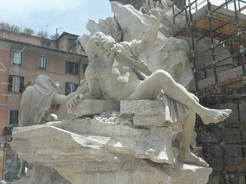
left=134, top=3, right=161, bottom=54
left=84, top=61, right=102, bottom=99
left=52, top=89, right=79, bottom=105
left=66, top=60, right=103, bottom=109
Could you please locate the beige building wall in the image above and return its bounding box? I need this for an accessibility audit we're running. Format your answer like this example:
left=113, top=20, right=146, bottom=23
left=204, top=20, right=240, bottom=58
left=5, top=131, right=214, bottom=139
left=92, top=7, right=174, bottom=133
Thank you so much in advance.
left=0, top=29, right=88, bottom=180
left=0, top=30, right=57, bottom=49
left=0, top=41, right=11, bottom=137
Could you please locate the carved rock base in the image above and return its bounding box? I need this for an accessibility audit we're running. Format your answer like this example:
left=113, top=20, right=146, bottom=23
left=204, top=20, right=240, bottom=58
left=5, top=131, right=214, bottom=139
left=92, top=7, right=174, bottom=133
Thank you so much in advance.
left=13, top=162, right=212, bottom=184
left=11, top=112, right=212, bottom=184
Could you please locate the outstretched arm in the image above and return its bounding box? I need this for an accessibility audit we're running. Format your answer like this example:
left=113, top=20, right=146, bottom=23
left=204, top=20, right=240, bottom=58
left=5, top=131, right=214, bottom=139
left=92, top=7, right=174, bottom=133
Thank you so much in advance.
left=66, top=61, right=103, bottom=109
left=53, top=61, right=102, bottom=106
left=52, top=90, right=78, bottom=105
left=135, top=1, right=161, bottom=54
left=84, top=62, right=102, bottom=99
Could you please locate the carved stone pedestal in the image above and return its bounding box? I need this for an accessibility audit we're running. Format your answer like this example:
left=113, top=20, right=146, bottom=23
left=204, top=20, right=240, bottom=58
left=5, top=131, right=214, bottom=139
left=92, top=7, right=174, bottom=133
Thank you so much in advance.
left=11, top=100, right=212, bottom=184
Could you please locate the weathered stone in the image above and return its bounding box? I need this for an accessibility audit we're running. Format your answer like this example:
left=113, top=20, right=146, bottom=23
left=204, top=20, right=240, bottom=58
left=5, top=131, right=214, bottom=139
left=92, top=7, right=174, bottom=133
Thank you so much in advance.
left=120, top=99, right=188, bottom=128
left=133, top=115, right=169, bottom=127
left=11, top=116, right=212, bottom=184
left=67, top=99, right=120, bottom=118
left=120, top=100, right=162, bottom=116
left=12, top=165, right=71, bottom=184
left=121, top=100, right=168, bottom=127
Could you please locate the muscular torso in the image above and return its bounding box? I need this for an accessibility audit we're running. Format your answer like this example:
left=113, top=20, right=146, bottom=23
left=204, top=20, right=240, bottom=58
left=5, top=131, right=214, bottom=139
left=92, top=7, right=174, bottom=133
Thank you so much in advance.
left=87, top=56, right=142, bottom=101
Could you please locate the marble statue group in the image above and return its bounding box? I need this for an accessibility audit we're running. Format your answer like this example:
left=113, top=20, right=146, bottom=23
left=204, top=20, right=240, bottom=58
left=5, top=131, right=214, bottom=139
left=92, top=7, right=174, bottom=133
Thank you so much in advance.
left=12, top=1, right=232, bottom=184
left=68, top=2, right=231, bottom=166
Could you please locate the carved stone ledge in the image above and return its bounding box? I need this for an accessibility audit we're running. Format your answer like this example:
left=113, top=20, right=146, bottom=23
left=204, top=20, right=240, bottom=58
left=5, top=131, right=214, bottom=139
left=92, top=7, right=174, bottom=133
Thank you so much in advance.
left=121, top=100, right=175, bottom=127
left=68, top=99, right=120, bottom=118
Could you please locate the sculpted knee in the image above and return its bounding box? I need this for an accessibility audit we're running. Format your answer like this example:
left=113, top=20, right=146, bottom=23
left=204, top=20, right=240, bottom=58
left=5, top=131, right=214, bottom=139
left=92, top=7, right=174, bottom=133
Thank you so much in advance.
left=152, top=70, right=173, bottom=83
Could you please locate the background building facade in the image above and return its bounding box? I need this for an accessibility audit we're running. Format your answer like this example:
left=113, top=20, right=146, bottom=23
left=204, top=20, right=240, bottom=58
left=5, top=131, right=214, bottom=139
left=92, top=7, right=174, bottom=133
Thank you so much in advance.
left=0, top=29, right=88, bottom=181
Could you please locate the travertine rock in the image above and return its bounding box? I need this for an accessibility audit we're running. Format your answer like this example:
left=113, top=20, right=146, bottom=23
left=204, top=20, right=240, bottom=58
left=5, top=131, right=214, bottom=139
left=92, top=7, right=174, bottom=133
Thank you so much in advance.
left=11, top=111, right=212, bottom=184
left=12, top=165, right=71, bottom=184
left=121, top=98, right=188, bottom=127
left=67, top=99, right=120, bottom=118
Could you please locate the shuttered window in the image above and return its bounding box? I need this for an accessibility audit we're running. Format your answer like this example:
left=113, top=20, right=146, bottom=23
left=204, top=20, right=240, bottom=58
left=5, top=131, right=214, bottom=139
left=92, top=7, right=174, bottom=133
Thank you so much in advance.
left=38, top=56, right=47, bottom=70
left=65, top=82, right=78, bottom=95
left=66, top=61, right=78, bottom=75
left=9, top=110, right=19, bottom=125
left=8, top=75, right=24, bottom=92
left=12, top=51, right=22, bottom=66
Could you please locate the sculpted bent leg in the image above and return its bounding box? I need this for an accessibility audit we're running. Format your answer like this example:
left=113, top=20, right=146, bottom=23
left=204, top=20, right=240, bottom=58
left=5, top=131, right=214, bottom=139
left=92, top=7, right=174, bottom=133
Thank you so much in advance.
left=128, top=70, right=231, bottom=166
left=129, top=70, right=231, bottom=124
left=178, top=109, right=208, bottom=166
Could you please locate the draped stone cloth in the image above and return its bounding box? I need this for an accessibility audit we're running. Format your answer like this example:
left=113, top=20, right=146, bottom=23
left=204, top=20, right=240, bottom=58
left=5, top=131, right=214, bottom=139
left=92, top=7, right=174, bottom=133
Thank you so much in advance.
left=161, top=95, right=189, bottom=123
left=20, top=75, right=60, bottom=126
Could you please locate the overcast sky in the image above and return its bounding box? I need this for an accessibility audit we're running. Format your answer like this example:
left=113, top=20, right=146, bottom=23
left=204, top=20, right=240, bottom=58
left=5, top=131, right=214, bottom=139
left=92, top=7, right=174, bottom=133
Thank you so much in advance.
left=0, top=0, right=113, bottom=37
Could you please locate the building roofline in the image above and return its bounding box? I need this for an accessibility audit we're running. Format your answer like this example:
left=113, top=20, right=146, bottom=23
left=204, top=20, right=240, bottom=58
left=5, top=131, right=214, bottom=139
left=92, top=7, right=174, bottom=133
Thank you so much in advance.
left=0, top=37, right=87, bottom=57
left=0, top=29, right=55, bottom=42
left=56, top=32, right=80, bottom=42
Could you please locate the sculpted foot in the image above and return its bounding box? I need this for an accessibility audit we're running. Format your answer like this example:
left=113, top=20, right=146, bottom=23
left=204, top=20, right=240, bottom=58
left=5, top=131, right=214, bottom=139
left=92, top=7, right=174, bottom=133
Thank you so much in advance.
left=200, top=109, right=232, bottom=125
left=178, top=149, right=209, bottom=167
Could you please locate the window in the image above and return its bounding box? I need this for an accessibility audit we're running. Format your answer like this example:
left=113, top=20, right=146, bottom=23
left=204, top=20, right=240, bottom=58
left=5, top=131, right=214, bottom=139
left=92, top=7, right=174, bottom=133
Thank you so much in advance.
left=9, top=110, right=19, bottom=125
left=8, top=75, right=24, bottom=92
left=66, top=61, right=78, bottom=75
left=41, top=43, right=50, bottom=48
left=38, top=56, right=47, bottom=70
left=12, top=51, right=22, bottom=66
left=65, top=82, right=78, bottom=95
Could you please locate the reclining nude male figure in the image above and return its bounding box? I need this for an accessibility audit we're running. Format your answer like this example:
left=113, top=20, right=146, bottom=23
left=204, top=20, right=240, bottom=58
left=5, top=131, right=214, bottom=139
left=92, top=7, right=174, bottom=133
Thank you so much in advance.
left=68, top=4, right=231, bottom=167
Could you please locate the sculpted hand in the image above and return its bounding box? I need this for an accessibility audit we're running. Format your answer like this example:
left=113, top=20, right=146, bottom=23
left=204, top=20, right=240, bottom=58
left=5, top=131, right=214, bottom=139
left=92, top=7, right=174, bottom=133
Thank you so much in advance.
left=142, top=0, right=161, bottom=24
left=67, top=94, right=84, bottom=110
left=141, top=0, right=156, bottom=14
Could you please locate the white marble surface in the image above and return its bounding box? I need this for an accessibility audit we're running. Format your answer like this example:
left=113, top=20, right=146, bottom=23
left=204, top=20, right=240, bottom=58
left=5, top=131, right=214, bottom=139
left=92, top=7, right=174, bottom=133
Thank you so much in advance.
left=11, top=110, right=212, bottom=184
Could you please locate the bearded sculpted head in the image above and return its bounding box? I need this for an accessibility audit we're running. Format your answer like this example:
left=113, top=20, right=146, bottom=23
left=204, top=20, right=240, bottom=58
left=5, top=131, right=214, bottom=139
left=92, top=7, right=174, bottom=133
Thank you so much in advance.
left=88, top=32, right=119, bottom=61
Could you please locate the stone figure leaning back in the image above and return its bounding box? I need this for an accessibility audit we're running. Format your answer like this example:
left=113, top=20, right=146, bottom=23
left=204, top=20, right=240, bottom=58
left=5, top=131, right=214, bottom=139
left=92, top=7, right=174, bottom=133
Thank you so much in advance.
left=68, top=2, right=231, bottom=167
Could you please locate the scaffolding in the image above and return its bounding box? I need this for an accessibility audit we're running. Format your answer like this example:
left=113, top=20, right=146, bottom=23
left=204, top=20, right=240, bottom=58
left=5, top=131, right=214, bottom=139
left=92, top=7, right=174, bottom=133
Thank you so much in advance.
left=171, top=0, right=246, bottom=183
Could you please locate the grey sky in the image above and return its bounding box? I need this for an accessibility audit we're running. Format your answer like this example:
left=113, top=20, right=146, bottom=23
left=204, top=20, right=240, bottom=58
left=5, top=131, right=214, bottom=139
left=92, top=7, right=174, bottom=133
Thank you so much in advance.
left=0, top=0, right=113, bottom=36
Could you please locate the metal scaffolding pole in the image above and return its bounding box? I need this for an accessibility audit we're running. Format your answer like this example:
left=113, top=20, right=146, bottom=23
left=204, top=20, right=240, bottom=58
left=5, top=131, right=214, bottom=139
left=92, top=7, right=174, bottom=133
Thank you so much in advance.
left=171, top=0, right=246, bottom=182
